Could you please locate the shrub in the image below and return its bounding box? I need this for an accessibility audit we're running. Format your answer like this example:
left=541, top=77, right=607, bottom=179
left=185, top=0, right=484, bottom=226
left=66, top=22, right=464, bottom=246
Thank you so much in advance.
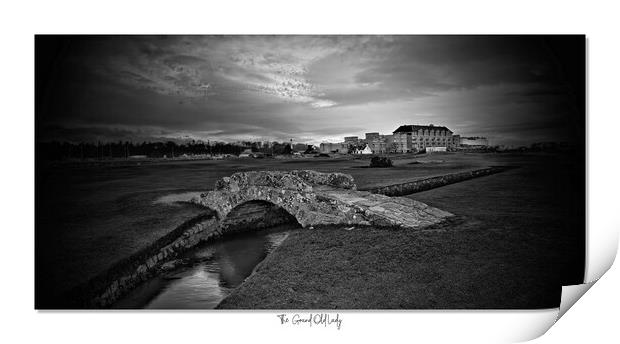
left=369, top=156, right=393, bottom=168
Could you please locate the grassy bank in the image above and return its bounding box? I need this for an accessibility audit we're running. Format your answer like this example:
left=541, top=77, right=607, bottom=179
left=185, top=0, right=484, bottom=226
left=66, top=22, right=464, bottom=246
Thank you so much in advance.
left=217, top=153, right=584, bottom=309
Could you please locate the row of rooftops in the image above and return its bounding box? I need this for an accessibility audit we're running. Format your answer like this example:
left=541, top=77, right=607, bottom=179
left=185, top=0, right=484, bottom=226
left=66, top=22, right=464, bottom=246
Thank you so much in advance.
left=322, top=124, right=492, bottom=151
left=392, top=124, right=453, bottom=134
left=340, top=125, right=455, bottom=143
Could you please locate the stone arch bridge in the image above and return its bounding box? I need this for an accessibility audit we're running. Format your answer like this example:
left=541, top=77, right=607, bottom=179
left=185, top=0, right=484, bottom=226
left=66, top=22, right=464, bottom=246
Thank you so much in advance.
left=192, top=170, right=452, bottom=230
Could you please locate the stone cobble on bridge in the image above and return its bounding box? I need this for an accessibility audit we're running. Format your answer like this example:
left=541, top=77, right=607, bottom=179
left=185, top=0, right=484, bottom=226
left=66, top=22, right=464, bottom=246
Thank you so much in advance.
left=193, top=170, right=453, bottom=230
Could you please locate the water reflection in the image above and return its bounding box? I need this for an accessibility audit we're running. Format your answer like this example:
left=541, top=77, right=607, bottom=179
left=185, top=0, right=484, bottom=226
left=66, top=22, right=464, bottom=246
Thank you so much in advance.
left=113, top=227, right=291, bottom=309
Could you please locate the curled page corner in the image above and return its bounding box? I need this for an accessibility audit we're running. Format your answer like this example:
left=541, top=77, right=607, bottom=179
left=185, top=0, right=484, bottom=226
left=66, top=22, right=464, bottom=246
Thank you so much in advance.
left=557, top=281, right=596, bottom=321
left=585, top=230, right=618, bottom=283
left=522, top=229, right=617, bottom=340
left=547, top=229, right=618, bottom=333
left=507, top=310, right=560, bottom=343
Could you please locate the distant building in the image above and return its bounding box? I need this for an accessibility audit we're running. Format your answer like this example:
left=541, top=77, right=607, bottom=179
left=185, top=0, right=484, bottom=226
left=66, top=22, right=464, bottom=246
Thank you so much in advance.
left=392, top=124, right=454, bottom=153
left=365, top=132, right=381, bottom=141
left=238, top=148, right=253, bottom=158
left=365, top=134, right=393, bottom=154
left=459, top=136, right=489, bottom=147
left=344, top=136, right=359, bottom=145
left=451, top=135, right=461, bottom=147
left=426, top=146, right=447, bottom=153
left=320, top=142, right=348, bottom=154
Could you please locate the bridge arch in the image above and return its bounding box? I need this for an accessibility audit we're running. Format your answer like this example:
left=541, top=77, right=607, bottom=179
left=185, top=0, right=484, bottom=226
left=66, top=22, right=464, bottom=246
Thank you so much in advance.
left=205, top=186, right=317, bottom=228
left=219, top=199, right=302, bottom=234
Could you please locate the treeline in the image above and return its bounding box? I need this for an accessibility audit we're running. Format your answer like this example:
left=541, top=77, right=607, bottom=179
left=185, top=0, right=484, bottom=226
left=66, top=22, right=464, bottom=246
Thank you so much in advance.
left=37, top=141, right=239, bottom=160
left=37, top=140, right=309, bottom=161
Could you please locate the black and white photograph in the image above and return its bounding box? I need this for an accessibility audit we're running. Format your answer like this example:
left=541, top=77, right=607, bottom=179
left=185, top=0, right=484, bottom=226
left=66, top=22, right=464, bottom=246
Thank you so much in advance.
left=35, top=35, right=586, bottom=310
left=3, top=0, right=620, bottom=342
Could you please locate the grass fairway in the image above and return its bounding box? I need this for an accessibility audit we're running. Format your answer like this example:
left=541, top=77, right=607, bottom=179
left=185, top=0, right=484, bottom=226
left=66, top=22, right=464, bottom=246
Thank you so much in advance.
left=36, top=152, right=583, bottom=308
left=217, top=153, right=584, bottom=309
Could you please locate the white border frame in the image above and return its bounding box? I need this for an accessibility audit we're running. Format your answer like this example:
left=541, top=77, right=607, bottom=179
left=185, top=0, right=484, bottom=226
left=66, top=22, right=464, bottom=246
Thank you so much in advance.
left=1, top=0, right=618, bottom=343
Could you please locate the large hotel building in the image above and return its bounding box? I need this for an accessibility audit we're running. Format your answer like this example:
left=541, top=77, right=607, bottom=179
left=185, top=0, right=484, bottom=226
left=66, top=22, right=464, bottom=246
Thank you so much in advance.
left=392, top=124, right=454, bottom=153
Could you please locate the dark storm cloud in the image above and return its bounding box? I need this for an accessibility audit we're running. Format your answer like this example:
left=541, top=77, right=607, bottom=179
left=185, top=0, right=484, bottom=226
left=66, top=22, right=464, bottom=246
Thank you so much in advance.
left=348, top=37, right=557, bottom=96
left=36, top=35, right=583, bottom=145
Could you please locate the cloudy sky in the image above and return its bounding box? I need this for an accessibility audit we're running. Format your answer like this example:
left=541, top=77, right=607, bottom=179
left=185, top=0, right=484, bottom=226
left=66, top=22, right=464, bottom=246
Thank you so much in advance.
left=36, top=35, right=583, bottom=145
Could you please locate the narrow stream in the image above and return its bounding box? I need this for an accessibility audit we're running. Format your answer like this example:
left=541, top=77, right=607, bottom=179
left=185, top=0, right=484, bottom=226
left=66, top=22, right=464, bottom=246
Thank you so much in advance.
left=113, top=225, right=294, bottom=309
